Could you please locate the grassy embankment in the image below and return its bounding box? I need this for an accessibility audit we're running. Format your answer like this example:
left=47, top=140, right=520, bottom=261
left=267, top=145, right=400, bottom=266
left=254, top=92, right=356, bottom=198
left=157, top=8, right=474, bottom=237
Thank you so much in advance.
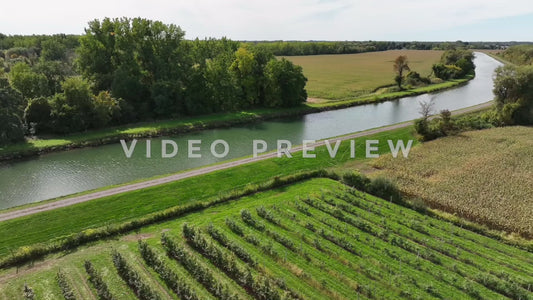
left=1, top=178, right=532, bottom=299
left=0, top=50, right=469, bottom=160
left=0, top=127, right=416, bottom=257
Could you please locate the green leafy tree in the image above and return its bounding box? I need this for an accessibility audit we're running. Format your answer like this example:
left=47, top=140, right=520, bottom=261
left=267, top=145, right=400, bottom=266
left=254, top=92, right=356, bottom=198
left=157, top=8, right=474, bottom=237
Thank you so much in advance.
left=493, top=65, right=533, bottom=125
left=50, top=77, right=95, bottom=133
left=40, top=38, right=67, bottom=61
left=34, top=60, right=71, bottom=94
left=8, top=62, right=50, bottom=99
left=265, top=58, right=307, bottom=107
left=393, top=56, right=410, bottom=89
left=0, top=79, right=25, bottom=145
left=93, top=91, right=121, bottom=128
left=24, top=97, right=52, bottom=134
left=230, top=46, right=258, bottom=107
left=77, top=17, right=186, bottom=117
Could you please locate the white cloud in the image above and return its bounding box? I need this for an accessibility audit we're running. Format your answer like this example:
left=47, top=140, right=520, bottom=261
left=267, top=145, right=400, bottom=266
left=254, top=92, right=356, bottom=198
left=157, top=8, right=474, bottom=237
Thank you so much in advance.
left=0, top=0, right=532, bottom=40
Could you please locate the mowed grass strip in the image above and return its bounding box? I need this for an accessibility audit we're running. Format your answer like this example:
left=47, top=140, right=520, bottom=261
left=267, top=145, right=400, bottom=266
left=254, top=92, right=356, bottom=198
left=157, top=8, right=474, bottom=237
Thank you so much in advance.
left=0, top=127, right=416, bottom=255
left=373, top=126, right=533, bottom=237
left=2, top=179, right=532, bottom=299
left=283, top=50, right=443, bottom=99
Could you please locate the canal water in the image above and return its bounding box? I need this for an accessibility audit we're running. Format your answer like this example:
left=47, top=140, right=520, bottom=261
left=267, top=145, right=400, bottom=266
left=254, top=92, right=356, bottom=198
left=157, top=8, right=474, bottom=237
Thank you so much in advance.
left=0, top=52, right=502, bottom=209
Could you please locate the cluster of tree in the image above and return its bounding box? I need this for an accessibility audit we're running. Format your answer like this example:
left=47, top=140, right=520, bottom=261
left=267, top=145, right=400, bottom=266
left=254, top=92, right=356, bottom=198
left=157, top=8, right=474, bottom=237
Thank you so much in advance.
left=246, top=41, right=516, bottom=56
left=493, top=65, right=533, bottom=125
left=0, top=18, right=308, bottom=143
left=76, top=17, right=307, bottom=121
left=499, top=45, right=533, bottom=66
left=432, top=49, right=475, bottom=80
left=0, top=34, right=78, bottom=142
left=0, top=78, right=25, bottom=144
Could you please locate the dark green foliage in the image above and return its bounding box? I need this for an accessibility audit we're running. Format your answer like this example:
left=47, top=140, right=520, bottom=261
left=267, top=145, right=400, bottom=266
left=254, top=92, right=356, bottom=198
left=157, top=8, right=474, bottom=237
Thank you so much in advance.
left=56, top=270, right=76, bottom=300
left=111, top=251, right=162, bottom=300
left=74, top=17, right=307, bottom=125
left=341, top=171, right=371, bottom=191
left=0, top=79, right=25, bottom=145
left=432, top=50, right=475, bottom=80
left=8, top=62, right=50, bottom=98
left=432, top=63, right=462, bottom=80
left=264, top=58, right=307, bottom=107
left=493, top=65, right=533, bottom=125
left=138, top=241, right=198, bottom=300
left=415, top=108, right=496, bottom=141
left=241, top=209, right=265, bottom=231
left=256, top=206, right=281, bottom=226
left=49, top=77, right=95, bottom=133
left=367, top=177, right=402, bottom=203
left=225, top=218, right=244, bottom=236
left=245, top=41, right=509, bottom=56
left=84, top=261, right=115, bottom=300
left=405, top=71, right=430, bottom=86
left=24, top=97, right=52, bottom=134
left=40, top=38, right=67, bottom=61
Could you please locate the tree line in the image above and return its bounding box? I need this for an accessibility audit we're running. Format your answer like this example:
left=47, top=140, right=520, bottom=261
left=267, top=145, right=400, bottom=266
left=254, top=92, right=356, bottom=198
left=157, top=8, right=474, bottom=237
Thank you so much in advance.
left=0, top=18, right=307, bottom=145
left=246, top=41, right=517, bottom=56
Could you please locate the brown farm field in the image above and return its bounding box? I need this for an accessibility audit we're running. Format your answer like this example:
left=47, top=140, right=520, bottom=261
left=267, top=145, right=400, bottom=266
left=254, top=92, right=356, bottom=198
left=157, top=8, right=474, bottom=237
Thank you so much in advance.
left=372, top=126, right=533, bottom=237
left=283, top=50, right=444, bottom=99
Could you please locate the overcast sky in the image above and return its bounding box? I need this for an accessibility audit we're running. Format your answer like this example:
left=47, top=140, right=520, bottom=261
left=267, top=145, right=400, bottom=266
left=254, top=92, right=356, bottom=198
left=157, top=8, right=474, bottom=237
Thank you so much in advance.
left=1, top=0, right=532, bottom=41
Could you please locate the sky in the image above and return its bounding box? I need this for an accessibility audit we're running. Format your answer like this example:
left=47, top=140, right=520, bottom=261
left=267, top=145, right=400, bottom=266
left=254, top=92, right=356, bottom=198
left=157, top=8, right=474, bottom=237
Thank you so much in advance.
left=1, top=0, right=532, bottom=41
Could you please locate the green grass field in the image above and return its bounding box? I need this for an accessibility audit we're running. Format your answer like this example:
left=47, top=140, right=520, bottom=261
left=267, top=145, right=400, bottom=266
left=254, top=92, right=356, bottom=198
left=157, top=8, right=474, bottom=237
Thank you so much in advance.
left=1, top=178, right=532, bottom=300
left=0, top=127, right=417, bottom=257
left=284, top=50, right=444, bottom=99
left=373, top=126, right=533, bottom=237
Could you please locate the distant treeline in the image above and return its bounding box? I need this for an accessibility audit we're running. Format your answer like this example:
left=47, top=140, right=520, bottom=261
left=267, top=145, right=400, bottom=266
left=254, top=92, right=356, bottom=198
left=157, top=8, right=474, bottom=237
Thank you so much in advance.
left=245, top=41, right=527, bottom=56
left=499, top=45, right=533, bottom=65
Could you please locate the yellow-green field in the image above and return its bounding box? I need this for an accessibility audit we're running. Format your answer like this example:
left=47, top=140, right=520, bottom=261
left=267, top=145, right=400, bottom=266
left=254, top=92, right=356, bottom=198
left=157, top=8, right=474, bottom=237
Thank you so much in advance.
left=373, top=126, right=533, bottom=237
left=283, top=50, right=444, bottom=99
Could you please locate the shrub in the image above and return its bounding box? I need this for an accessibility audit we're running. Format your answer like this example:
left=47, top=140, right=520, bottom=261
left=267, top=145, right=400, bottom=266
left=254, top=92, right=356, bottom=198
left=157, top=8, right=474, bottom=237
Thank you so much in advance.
left=341, top=171, right=371, bottom=191
left=23, top=284, right=35, bottom=300
left=56, top=270, right=76, bottom=300
left=241, top=209, right=265, bottom=231
left=84, top=261, right=115, bottom=300
left=367, top=177, right=402, bottom=203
